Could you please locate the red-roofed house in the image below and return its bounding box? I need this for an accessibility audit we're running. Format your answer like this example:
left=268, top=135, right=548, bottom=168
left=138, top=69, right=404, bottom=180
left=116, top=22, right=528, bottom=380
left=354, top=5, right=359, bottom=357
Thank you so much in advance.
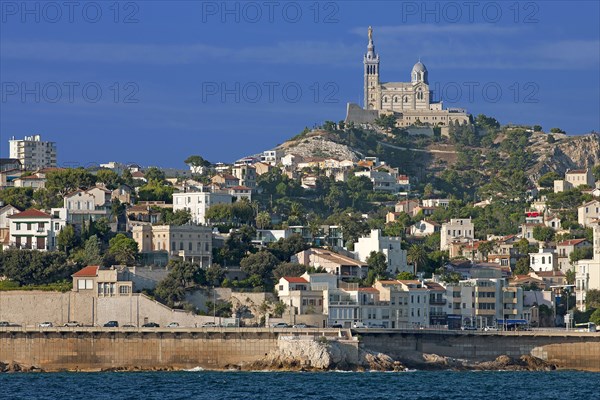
left=276, top=275, right=325, bottom=316
left=7, top=208, right=65, bottom=250
left=556, top=238, right=591, bottom=271
left=227, top=185, right=252, bottom=201
left=72, top=265, right=133, bottom=296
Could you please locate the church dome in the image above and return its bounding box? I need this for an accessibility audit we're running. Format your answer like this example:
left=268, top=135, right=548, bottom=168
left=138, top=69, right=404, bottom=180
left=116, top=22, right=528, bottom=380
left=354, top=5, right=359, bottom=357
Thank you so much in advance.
left=411, top=60, right=428, bottom=84
left=412, top=61, right=427, bottom=73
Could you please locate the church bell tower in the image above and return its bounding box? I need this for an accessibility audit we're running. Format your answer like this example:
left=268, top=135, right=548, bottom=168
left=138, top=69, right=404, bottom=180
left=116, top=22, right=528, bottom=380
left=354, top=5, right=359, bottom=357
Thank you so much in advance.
left=364, top=26, right=380, bottom=110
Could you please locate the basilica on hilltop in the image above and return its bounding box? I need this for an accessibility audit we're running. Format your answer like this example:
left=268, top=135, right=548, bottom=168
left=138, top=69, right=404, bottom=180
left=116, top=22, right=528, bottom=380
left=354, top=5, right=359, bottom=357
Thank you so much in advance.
left=346, top=26, right=470, bottom=131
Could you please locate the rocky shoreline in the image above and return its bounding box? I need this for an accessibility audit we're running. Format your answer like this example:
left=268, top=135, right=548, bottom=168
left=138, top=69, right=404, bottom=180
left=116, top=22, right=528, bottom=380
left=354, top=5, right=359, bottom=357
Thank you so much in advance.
left=1, top=339, right=557, bottom=373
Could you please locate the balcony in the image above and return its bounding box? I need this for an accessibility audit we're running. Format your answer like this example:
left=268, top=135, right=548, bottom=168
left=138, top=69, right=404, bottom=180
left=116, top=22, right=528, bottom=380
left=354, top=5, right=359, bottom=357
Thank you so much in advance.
left=429, top=298, right=447, bottom=305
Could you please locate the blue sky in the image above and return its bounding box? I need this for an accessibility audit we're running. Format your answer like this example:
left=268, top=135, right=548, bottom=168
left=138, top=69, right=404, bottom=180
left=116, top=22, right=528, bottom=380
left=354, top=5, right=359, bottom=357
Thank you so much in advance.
left=1, top=0, right=599, bottom=167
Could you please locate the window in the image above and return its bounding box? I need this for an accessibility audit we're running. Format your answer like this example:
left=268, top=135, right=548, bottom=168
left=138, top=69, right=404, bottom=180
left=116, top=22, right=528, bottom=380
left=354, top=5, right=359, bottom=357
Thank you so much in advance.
left=15, top=223, right=21, bottom=230
left=119, top=286, right=130, bottom=295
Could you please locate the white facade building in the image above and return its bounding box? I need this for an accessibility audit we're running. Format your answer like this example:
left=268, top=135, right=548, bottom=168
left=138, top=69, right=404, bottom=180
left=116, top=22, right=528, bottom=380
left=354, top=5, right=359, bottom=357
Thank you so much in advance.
left=529, top=247, right=558, bottom=272
left=9, top=135, right=57, bottom=170
left=575, top=223, right=600, bottom=310
left=172, top=191, right=232, bottom=225
left=440, top=218, right=474, bottom=251
left=578, top=200, right=600, bottom=228
left=8, top=208, right=65, bottom=251
left=353, top=229, right=409, bottom=274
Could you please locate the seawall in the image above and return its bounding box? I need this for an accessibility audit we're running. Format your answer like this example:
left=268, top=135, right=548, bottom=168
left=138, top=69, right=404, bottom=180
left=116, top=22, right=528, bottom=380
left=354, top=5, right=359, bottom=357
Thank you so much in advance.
left=1, top=328, right=599, bottom=372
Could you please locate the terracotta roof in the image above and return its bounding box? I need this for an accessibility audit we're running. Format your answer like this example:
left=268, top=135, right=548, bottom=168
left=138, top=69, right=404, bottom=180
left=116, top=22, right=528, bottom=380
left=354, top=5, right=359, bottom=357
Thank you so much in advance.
left=72, top=265, right=100, bottom=277
left=37, top=167, right=63, bottom=173
left=282, top=277, right=308, bottom=283
left=566, top=169, right=588, bottom=174
left=131, top=171, right=145, bottom=178
left=18, top=174, right=44, bottom=180
left=534, top=270, right=565, bottom=277
left=357, top=287, right=379, bottom=293
left=557, top=238, right=588, bottom=246
left=8, top=208, right=52, bottom=219
left=229, top=185, right=251, bottom=190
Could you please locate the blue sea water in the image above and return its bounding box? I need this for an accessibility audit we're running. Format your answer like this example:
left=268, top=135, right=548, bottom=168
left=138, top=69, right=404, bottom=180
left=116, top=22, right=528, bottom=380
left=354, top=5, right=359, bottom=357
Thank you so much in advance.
left=1, top=370, right=597, bottom=400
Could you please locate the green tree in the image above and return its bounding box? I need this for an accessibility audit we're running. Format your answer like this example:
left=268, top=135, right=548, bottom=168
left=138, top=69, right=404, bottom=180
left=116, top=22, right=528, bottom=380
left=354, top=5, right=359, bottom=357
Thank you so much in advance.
left=205, top=263, right=226, bottom=286
left=255, top=211, right=271, bottom=229
left=72, top=235, right=103, bottom=266
left=96, top=169, right=121, bottom=190
left=570, top=247, right=593, bottom=263
left=0, top=249, right=73, bottom=285
left=206, top=203, right=233, bottom=224
left=589, top=309, right=600, bottom=326
left=374, top=114, right=397, bottom=130
left=533, top=225, right=555, bottom=243
left=144, top=167, right=166, bottom=183
left=477, top=241, right=495, bottom=261
left=565, top=269, right=575, bottom=285
left=396, top=271, right=416, bottom=280
left=165, top=209, right=192, bottom=225
left=549, top=127, right=565, bottom=134
left=517, top=238, right=531, bottom=255
left=407, top=244, right=427, bottom=273
left=537, top=171, right=561, bottom=188
left=268, top=234, right=308, bottom=262
left=46, top=168, right=97, bottom=196
left=592, top=165, right=600, bottom=181
left=184, top=155, right=210, bottom=173
left=240, top=250, right=280, bottom=285
left=57, top=225, right=77, bottom=254
left=533, top=125, right=542, bottom=132
left=514, top=257, right=531, bottom=275
left=154, top=275, right=185, bottom=307
left=273, top=262, right=307, bottom=281
left=0, top=187, right=34, bottom=210
left=108, top=234, right=138, bottom=265
left=585, top=289, right=600, bottom=309
left=366, top=251, right=388, bottom=279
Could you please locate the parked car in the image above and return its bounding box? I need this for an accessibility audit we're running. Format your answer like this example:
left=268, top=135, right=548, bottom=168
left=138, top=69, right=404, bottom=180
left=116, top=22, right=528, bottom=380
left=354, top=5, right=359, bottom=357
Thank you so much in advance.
left=38, top=322, right=53, bottom=328
left=292, top=323, right=308, bottom=328
left=368, top=323, right=385, bottom=328
left=63, top=321, right=81, bottom=327
left=461, top=326, right=477, bottom=331
left=201, top=322, right=217, bottom=327
left=0, top=321, right=10, bottom=327
left=353, top=322, right=367, bottom=328
left=142, top=322, right=159, bottom=328
left=166, top=322, right=179, bottom=328
left=328, top=324, right=343, bottom=328
left=122, top=324, right=136, bottom=328
left=103, top=321, right=119, bottom=328
left=271, top=322, right=290, bottom=328
left=484, top=326, right=498, bottom=332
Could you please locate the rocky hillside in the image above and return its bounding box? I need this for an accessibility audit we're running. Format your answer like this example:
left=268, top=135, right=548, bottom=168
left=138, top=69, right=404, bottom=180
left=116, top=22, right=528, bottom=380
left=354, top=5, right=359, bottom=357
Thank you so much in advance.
left=277, top=127, right=599, bottom=182
left=526, top=131, right=600, bottom=180
left=277, top=130, right=362, bottom=161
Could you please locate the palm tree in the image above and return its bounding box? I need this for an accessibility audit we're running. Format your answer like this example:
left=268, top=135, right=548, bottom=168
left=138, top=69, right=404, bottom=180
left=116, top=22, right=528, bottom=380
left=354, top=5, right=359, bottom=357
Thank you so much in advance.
left=255, top=211, right=271, bottom=230
left=407, top=244, right=428, bottom=275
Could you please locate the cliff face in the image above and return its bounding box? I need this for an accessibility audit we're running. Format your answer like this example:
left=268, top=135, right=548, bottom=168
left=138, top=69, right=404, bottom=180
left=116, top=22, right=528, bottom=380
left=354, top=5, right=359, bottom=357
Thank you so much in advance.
left=277, top=130, right=362, bottom=161
left=527, top=132, right=600, bottom=181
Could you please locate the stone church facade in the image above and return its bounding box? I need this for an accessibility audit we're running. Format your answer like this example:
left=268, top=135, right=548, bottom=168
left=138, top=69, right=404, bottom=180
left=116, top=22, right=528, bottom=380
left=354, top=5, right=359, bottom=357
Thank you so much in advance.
left=347, top=27, right=470, bottom=130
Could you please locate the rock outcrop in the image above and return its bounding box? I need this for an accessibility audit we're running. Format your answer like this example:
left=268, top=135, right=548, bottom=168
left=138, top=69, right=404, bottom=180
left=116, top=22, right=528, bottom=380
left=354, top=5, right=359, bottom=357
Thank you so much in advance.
left=242, top=337, right=407, bottom=371
left=399, top=352, right=556, bottom=371
left=0, top=361, right=43, bottom=373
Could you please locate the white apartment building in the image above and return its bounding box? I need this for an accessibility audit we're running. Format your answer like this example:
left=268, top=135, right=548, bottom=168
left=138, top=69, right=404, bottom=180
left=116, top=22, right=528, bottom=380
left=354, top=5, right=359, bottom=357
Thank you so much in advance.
left=8, top=208, right=65, bottom=251
left=9, top=135, right=57, bottom=170
left=353, top=229, right=409, bottom=274
left=578, top=200, right=600, bottom=227
left=133, top=224, right=213, bottom=267
left=354, top=170, right=399, bottom=193
left=172, top=191, right=232, bottom=225
left=58, top=186, right=112, bottom=227
left=529, top=246, right=558, bottom=272
left=575, top=223, right=600, bottom=310
left=440, top=218, right=474, bottom=251
left=445, top=278, right=524, bottom=328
